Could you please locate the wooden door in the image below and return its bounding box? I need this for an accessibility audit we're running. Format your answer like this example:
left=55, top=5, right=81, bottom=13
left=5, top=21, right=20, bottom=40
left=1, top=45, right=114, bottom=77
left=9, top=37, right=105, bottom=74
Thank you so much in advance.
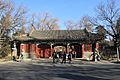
left=38, top=44, right=50, bottom=58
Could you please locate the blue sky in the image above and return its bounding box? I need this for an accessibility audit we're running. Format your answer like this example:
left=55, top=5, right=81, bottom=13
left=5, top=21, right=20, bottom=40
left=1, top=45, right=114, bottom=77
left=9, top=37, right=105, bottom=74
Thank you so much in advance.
left=14, top=0, right=120, bottom=29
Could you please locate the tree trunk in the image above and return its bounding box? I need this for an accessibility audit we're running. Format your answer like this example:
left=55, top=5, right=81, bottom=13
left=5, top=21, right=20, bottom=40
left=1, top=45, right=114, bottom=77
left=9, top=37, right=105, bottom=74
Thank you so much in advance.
left=114, top=40, right=120, bottom=61
left=92, top=42, right=96, bottom=61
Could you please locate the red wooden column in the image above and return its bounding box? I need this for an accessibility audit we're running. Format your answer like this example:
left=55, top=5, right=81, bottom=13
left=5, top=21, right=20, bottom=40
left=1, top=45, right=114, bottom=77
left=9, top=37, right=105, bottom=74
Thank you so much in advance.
left=31, top=44, right=36, bottom=53
left=82, top=44, right=84, bottom=58
left=30, top=44, right=36, bottom=58
left=35, top=44, right=39, bottom=58
left=50, top=43, right=54, bottom=58
left=26, top=44, right=29, bottom=54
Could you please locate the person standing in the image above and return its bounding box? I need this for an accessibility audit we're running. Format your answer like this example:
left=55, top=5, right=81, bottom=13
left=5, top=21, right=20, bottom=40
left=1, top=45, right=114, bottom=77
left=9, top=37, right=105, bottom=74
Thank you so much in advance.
left=62, top=51, right=66, bottom=63
left=52, top=50, right=57, bottom=63
left=74, top=51, right=77, bottom=58
left=95, top=48, right=100, bottom=61
left=68, top=51, right=72, bottom=64
left=56, top=52, right=60, bottom=63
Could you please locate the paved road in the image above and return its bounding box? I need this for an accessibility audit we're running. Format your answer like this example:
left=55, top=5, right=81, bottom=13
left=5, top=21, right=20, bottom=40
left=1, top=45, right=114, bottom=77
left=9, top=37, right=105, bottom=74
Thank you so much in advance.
left=0, top=60, right=120, bottom=80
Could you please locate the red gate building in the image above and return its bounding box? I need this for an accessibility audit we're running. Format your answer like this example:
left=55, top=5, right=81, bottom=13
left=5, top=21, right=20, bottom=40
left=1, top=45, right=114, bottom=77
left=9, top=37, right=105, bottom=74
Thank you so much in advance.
left=13, top=29, right=100, bottom=59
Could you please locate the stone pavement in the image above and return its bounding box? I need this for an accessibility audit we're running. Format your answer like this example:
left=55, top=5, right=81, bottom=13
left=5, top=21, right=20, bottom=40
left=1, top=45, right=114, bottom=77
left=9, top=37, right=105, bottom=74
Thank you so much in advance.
left=31, top=58, right=115, bottom=65
left=0, top=59, right=120, bottom=80
left=0, top=58, right=120, bottom=80
left=0, top=58, right=116, bottom=65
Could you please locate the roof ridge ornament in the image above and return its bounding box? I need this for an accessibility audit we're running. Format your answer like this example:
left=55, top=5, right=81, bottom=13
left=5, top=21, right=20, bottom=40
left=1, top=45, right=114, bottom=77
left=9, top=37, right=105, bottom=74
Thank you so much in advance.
left=85, top=27, right=92, bottom=33
left=29, top=24, right=36, bottom=36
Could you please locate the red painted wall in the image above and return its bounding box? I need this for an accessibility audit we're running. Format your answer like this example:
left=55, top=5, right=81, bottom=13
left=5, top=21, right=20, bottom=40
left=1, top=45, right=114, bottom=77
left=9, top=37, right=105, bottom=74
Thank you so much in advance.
left=20, top=43, right=27, bottom=54
left=20, top=43, right=97, bottom=59
left=82, top=44, right=84, bottom=58
left=84, top=44, right=92, bottom=52
left=38, top=44, right=51, bottom=58
left=35, top=44, right=40, bottom=58
left=31, top=44, right=36, bottom=52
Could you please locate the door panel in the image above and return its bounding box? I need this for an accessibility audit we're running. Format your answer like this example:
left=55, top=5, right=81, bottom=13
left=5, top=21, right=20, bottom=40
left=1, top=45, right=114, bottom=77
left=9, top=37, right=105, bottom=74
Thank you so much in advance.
left=38, top=44, right=50, bottom=58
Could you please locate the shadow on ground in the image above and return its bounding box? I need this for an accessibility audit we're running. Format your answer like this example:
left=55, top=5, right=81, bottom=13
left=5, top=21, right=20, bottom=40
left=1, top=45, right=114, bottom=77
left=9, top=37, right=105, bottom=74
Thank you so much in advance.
left=57, top=73, right=110, bottom=80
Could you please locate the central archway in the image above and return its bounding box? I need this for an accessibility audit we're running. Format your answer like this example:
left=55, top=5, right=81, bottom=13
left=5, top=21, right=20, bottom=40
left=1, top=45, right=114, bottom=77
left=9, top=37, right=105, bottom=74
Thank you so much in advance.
left=69, top=43, right=82, bottom=58
left=53, top=44, right=67, bottom=53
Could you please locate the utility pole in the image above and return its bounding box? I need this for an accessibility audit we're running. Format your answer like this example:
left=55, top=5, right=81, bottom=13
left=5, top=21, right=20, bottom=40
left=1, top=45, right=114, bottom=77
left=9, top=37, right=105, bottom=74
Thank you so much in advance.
left=116, top=37, right=120, bottom=62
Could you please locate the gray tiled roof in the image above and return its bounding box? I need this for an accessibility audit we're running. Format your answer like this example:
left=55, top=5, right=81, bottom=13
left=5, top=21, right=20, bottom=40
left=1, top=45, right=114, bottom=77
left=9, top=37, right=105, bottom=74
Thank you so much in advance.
left=13, top=36, right=32, bottom=41
left=30, top=30, right=86, bottom=40
left=14, top=29, right=100, bottom=42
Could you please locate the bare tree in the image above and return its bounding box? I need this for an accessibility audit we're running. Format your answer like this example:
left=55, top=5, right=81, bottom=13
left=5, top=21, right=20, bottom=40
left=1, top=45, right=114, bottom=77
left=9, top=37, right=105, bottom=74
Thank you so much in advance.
left=93, top=0, right=120, bottom=61
left=95, top=25, right=106, bottom=39
left=0, top=0, right=27, bottom=57
left=95, top=0, right=120, bottom=40
left=116, top=18, right=120, bottom=36
left=0, top=0, right=27, bottom=38
left=29, top=12, right=60, bottom=31
left=65, top=20, right=78, bottom=30
left=65, top=16, right=93, bottom=31
left=78, top=16, right=93, bottom=32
